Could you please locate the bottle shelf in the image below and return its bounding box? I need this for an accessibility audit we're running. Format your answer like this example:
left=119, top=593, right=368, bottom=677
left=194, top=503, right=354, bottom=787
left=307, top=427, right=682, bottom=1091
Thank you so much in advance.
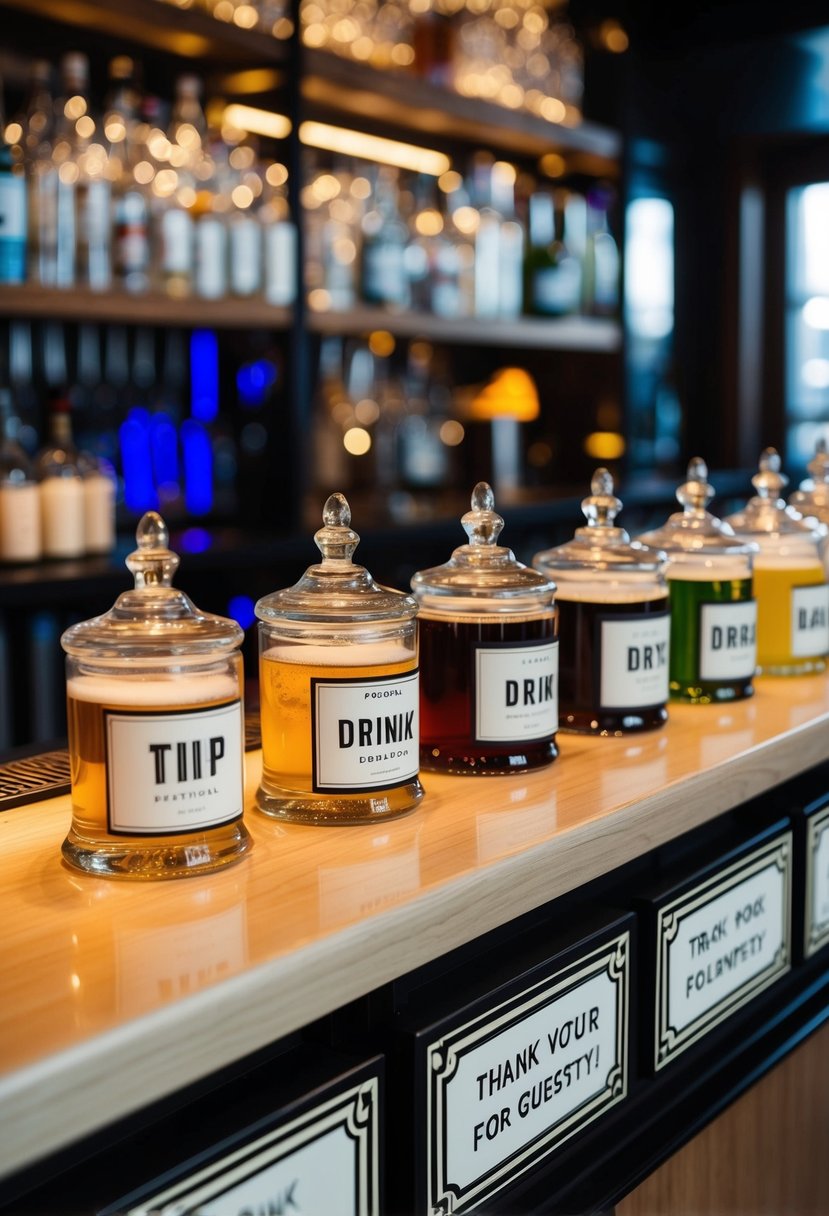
left=302, top=49, right=621, bottom=171
left=309, top=306, right=622, bottom=351
left=0, top=285, right=294, bottom=330
left=0, top=0, right=288, bottom=64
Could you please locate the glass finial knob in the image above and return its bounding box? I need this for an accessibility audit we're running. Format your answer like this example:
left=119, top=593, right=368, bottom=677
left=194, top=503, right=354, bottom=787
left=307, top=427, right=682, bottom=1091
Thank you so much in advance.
left=582, top=467, right=621, bottom=527
left=126, top=511, right=179, bottom=587
left=471, top=481, right=495, bottom=513
left=136, top=510, right=168, bottom=551
left=590, top=468, right=614, bottom=497
left=752, top=447, right=787, bottom=497
left=676, top=456, right=714, bottom=510
left=462, top=481, right=504, bottom=546
left=323, top=492, right=351, bottom=529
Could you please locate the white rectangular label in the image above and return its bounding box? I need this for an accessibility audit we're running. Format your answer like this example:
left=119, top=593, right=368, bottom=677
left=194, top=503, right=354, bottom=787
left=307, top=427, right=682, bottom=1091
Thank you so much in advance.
left=106, top=700, right=243, bottom=835
left=125, top=1078, right=379, bottom=1216
left=791, top=583, right=829, bottom=656
left=427, top=934, right=628, bottom=1213
left=599, top=613, right=670, bottom=709
left=655, top=834, right=791, bottom=1069
left=313, top=670, right=419, bottom=791
left=474, top=642, right=558, bottom=743
left=806, top=805, right=829, bottom=958
left=699, top=600, right=758, bottom=680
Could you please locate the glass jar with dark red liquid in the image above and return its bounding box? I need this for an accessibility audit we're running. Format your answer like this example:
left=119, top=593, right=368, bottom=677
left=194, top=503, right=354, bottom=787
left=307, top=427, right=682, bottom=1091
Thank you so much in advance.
left=534, top=468, right=670, bottom=735
left=412, top=482, right=558, bottom=774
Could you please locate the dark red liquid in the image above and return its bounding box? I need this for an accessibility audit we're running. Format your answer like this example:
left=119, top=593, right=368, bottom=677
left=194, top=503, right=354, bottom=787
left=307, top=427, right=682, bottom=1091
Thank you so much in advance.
left=418, top=614, right=558, bottom=774
left=557, top=595, right=669, bottom=734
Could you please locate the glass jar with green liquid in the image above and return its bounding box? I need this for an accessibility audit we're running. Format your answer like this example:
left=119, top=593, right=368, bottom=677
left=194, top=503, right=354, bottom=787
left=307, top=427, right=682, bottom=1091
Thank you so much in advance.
left=638, top=458, right=758, bottom=703
left=725, top=448, right=829, bottom=676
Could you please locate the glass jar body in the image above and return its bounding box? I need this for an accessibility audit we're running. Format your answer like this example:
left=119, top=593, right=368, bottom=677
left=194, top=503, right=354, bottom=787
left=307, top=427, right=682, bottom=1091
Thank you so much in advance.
left=751, top=547, right=828, bottom=675
left=666, top=556, right=757, bottom=701
left=62, top=653, right=250, bottom=879
left=257, top=619, right=423, bottom=824
left=417, top=602, right=558, bottom=773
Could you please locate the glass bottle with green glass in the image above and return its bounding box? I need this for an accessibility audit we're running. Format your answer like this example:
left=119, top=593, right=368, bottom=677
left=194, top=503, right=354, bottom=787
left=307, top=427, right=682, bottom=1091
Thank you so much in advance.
left=637, top=458, right=758, bottom=703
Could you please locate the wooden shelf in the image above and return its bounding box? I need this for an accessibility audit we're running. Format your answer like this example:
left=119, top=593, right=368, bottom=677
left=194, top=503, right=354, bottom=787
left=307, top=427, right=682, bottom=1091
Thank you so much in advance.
left=0, top=675, right=827, bottom=1178
left=302, top=49, right=622, bottom=171
left=0, top=0, right=288, bottom=63
left=310, top=306, right=622, bottom=350
left=0, top=285, right=293, bottom=330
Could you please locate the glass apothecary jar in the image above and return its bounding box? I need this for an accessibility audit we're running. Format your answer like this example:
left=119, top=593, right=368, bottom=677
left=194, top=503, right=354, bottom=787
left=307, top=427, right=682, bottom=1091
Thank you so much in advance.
left=412, top=482, right=558, bottom=774
left=724, top=448, right=828, bottom=675
left=255, top=493, right=423, bottom=825
left=789, top=438, right=829, bottom=572
left=637, top=458, right=758, bottom=702
left=61, top=512, right=250, bottom=879
left=534, top=468, right=670, bottom=733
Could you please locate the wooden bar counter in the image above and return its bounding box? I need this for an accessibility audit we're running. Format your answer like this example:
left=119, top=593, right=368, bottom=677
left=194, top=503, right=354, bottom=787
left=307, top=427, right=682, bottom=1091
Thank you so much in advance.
left=1, top=675, right=828, bottom=1184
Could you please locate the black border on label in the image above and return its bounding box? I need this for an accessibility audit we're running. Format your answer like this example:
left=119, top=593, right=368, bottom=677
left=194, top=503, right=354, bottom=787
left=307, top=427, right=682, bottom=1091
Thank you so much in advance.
left=805, top=801, right=829, bottom=959
left=310, top=669, right=419, bottom=794
left=423, top=930, right=630, bottom=1214
left=653, top=832, right=792, bottom=1071
left=696, top=597, right=758, bottom=682
left=103, top=699, right=244, bottom=837
left=593, top=608, right=670, bottom=712
left=471, top=638, right=559, bottom=746
left=120, top=1075, right=380, bottom=1216
left=790, top=580, right=829, bottom=658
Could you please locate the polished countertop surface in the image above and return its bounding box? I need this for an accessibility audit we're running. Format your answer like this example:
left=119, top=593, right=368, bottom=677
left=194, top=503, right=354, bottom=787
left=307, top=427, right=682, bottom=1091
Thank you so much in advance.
left=1, top=674, right=828, bottom=1177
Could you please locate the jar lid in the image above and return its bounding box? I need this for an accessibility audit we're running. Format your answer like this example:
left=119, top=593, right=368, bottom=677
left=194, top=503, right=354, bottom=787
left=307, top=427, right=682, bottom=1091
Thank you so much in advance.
left=61, top=512, right=243, bottom=657
left=789, top=437, right=829, bottom=521
left=411, top=481, right=556, bottom=605
left=638, top=457, right=757, bottom=556
left=255, top=492, right=417, bottom=624
left=534, top=468, right=666, bottom=573
left=724, top=447, right=817, bottom=538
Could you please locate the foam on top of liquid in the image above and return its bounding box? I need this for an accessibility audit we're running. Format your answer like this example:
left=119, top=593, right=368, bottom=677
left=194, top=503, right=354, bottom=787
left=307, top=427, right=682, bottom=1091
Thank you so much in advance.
left=667, top=562, right=753, bottom=582
left=555, top=582, right=668, bottom=604
left=67, top=673, right=240, bottom=706
left=262, top=641, right=414, bottom=667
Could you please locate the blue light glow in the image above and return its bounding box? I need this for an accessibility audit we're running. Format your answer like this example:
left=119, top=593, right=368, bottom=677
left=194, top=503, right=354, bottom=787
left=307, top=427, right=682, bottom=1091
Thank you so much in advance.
left=119, top=416, right=158, bottom=513
left=150, top=412, right=180, bottom=487
left=181, top=419, right=213, bottom=515
left=190, top=329, right=219, bottom=422
left=237, top=358, right=278, bottom=408
left=179, top=527, right=213, bottom=554
left=227, top=594, right=256, bottom=630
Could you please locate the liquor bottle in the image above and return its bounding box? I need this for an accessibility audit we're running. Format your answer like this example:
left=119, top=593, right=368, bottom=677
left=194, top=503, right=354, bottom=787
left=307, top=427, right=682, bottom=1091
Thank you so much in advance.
left=158, top=75, right=203, bottom=297
left=637, top=458, right=759, bottom=701
left=470, top=154, right=501, bottom=318
left=312, top=336, right=351, bottom=491
left=584, top=185, right=619, bottom=316
left=360, top=167, right=409, bottom=309
left=0, top=74, right=27, bottom=284
left=0, top=389, right=41, bottom=562
left=523, top=188, right=581, bottom=316
left=106, top=58, right=150, bottom=294
left=724, top=449, right=829, bottom=675
left=255, top=492, right=423, bottom=824
left=261, top=167, right=297, bottom=306
left=534, top=468, right=670, bottom=733
left=492, top=161, right=524, bottom=319
left=35, top=394, right=85, bottom=559
left=52, top=52, right=93, bottom=288
left=61, top=511, right=251, bottom=878
left=80, top=452, right=116, bottom=555
left=412, top=482, right=559, bottom=774
left=19, top=59, right=56, bottom=286
left=227, top=141, right=262, bottom=298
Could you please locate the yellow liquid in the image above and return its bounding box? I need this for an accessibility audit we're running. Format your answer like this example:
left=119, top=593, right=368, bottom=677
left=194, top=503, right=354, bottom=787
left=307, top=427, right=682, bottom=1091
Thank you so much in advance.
left=258, top=646, right=423, bottom=824
left=753, top=562, right=827, bottom=673
left=63, top=670, right=251, bottom=879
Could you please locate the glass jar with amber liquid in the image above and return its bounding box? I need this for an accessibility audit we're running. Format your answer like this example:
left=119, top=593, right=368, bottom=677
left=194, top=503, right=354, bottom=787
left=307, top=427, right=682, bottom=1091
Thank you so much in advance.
left=533, top=468, right=670, bottom=734
left=412, top=482, right=558, bottom=774
left=725, top=448, right=829, bottom=675
left=255, top=493, right=423, bottom=825
left=637, top=458, right=759, bottom=703
left=61, top=512, right=250, bottom=878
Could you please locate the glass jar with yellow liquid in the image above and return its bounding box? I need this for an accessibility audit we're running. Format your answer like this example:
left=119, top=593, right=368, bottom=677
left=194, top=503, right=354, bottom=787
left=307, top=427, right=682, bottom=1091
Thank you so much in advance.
left=725, top=448, right=829, bottom=675
left=61, top=512, right=251, bottom=879
left=255, top=492, right=423, bottom=825
left=637, top=458, right=758, bottom=704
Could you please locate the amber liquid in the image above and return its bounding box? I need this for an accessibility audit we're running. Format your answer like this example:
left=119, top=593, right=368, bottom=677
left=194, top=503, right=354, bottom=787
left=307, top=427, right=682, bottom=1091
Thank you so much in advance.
left=557, top=595, right=669, bottom=734
left=753, top=562, right=827, bottom=674
left=63, top=672, right=250, bottom=879
left=418, top=614, right=558, bottom=774
left=258, top=645, right=423, bottom=824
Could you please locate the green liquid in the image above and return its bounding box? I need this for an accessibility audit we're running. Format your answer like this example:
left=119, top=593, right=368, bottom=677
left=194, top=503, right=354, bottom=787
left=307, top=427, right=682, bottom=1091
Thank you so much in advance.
left=669, top=576, right=755, bottom=703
